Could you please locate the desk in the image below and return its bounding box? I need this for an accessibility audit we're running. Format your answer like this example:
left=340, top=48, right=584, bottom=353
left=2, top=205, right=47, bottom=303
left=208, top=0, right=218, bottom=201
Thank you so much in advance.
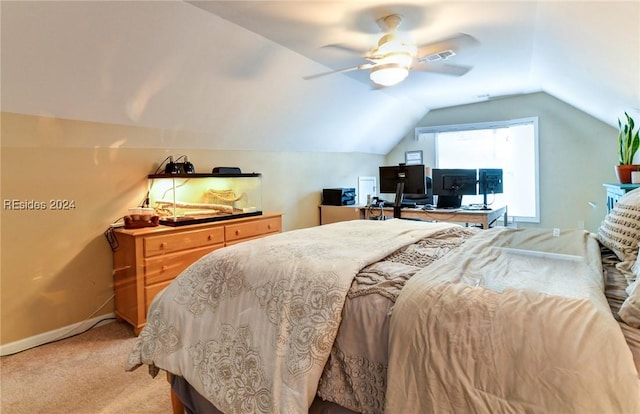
left=319, top=205, right=365, bottom=225
left=364, top=205, right=508, bottom=229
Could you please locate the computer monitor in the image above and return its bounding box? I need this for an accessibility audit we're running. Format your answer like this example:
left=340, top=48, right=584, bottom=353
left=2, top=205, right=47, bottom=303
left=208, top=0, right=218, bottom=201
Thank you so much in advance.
left=432, top=169, right=477, bottom=209
left=379, top=166, right=401, bottom=194
left=478, top=168, right=503, bottom=208
left=379, top=164, right=432, bottom=204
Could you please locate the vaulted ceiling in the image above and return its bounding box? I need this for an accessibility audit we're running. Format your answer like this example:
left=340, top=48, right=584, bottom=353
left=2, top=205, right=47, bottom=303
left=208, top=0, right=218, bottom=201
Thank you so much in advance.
left=2, top=1, right=639, bottom=154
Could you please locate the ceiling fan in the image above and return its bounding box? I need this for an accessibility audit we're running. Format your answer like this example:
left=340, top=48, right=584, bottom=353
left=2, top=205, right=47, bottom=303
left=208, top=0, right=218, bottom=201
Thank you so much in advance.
left=305, top=14, right=479, bottom=87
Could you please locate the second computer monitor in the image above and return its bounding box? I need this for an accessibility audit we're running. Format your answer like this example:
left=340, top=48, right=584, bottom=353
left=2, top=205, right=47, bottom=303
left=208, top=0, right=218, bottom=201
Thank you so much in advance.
left=432, top=169, right=477, bottom=196
left=432, top=169, right=477, bottom=209
left=478, top=168, right=503, bottom=195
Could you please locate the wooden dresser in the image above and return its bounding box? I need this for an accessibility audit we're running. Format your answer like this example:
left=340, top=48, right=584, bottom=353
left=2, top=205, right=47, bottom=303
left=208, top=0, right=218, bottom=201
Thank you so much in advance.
left=111, top=212, right=282, bottom=333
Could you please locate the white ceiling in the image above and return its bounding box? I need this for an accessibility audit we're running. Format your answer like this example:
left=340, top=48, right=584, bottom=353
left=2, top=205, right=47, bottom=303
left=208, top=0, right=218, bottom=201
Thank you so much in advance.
left=2, top=1, right=639, bottom=154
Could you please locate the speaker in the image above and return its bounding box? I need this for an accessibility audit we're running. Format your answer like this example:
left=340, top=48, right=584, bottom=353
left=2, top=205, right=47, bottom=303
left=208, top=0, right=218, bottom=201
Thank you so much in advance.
left=212, top=167, right=242, bottom=174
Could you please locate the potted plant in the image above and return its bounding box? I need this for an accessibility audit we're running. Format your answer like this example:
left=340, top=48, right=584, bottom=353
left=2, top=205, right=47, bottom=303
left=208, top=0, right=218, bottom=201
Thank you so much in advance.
left=615, top=112, right=640, bottom=183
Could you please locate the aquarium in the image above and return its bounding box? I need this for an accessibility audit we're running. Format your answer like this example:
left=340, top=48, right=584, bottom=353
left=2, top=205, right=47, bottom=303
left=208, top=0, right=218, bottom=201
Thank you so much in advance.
left=147, top=173, right=263, bottom=226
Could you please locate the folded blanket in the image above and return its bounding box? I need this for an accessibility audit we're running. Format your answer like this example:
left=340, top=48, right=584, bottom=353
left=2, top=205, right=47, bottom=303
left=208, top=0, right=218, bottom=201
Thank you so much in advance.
left=387, top=228, right=640, bottom=414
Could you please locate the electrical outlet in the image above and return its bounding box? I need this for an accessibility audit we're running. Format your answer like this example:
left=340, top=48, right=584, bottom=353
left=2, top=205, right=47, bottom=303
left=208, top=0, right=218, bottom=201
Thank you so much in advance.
left=552, top=228, right=560, bottom=237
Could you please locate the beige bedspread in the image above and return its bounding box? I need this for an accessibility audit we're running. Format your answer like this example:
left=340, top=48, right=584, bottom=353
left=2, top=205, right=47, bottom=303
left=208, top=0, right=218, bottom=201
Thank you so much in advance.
left=126, top=219, right=456, bottom=413
left=386, top=228, right=640, bottom=413
left=318, top=226, right=479, bottom=413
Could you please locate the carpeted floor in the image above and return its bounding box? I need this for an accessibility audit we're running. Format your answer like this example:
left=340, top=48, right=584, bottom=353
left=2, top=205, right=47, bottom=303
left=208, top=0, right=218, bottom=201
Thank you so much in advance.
left=0, top=321, right=172, bottom=414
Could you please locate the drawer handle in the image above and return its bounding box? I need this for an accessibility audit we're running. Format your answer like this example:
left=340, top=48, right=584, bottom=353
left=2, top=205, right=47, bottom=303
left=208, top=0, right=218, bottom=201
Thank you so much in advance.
left=161, top=265, right=168, bottom=272
left=267, top=224, right=272, bottom=229
left=207, top=235, right=212, bottom=241
left=235, top=230, right=240, bottom=236
left=160, top=242, right=167, bottom=249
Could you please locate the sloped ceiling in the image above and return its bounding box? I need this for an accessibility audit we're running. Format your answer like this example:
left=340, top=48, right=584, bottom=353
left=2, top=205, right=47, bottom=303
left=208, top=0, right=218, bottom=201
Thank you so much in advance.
left=1, top=1, right=639, bottom=155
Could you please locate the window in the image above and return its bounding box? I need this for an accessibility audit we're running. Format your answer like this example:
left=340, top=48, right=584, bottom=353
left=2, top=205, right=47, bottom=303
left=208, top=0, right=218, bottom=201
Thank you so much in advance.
left=415, top=117, right=539, bottom=222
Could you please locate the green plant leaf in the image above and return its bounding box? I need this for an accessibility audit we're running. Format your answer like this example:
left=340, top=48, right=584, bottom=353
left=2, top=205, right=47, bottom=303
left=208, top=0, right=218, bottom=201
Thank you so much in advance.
left=618, top=112, right=640, bottom=165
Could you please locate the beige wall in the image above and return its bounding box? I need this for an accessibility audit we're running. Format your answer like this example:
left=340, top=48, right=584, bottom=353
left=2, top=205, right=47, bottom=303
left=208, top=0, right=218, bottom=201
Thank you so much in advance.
left=0, top=94, right=621, bottom=345
left=386, top=92, right=617, bottom=231
left=0, top=112, right=383, bottom=345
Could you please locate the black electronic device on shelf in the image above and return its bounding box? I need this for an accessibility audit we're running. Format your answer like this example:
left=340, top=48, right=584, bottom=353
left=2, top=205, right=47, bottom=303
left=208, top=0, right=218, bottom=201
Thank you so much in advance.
left=432, top=168, right=477, bottom=209
left=164, top=155, right=196, bottom=175
left=212, top=167, right=242, bottom=174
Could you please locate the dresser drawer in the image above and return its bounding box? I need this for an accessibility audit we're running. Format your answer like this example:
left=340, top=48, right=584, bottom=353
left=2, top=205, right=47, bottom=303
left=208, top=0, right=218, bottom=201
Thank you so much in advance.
left=145, top=280, right=172, bottom=313
left=225, top=216, right=281, bottom=243
left=144, top=244, right=221, bottom=286
left=143, top=227, right=225, bottom=257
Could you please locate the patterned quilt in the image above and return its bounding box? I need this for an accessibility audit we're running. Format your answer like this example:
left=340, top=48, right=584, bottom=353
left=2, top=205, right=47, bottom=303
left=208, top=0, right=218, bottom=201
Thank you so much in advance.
left=126, top=219, right=457, bottom=413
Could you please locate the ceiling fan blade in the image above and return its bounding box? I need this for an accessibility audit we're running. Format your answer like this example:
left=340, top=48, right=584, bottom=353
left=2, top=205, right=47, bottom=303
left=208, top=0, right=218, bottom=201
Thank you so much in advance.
left=303, top=63, right=374, bottom=80
left=415, top=33, right=480, bottom=59
left=412, top=62, right=473, bottom=77
left=322, top=43, right=368, bottom=56
left=363, top=54, right=383, bottom=63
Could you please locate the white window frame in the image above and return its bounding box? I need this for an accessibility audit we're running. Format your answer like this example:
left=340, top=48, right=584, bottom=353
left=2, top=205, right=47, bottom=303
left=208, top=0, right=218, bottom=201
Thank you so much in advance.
left=415, top=117, right=539, bottom=223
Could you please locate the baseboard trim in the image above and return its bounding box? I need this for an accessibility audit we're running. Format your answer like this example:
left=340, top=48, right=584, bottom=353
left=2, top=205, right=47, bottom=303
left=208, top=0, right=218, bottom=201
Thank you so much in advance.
left=0, top=312, right=115, bottom=357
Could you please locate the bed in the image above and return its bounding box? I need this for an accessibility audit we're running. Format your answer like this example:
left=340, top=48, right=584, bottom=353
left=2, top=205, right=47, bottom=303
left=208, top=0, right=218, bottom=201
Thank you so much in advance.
left=127, top=190, right=640, bottom=414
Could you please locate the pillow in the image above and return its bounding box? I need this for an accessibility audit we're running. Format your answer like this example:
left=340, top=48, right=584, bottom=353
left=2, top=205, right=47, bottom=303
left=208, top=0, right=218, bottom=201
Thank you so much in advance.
left=597, top=188, right=640, bottom=283
left=632, top=247, right=640, bottom=282
left=620, top=279, right=640, bottom=327
left=629, top=252, right=640, bottom=295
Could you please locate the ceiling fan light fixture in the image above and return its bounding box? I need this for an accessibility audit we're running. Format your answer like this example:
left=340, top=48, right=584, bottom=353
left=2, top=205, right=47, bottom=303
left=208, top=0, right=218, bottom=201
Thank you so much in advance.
left=381, top=51, right=414, bottom=68
left=369, top=63, right=409, bottom=86
left=369, top=47, right=413, bottom=86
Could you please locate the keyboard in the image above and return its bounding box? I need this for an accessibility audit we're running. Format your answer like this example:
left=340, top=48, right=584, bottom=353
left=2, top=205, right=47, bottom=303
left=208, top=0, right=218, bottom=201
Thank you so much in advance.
left=382, top=201, right=417, bottom=208
left=463, top=205, right=488, bottom=210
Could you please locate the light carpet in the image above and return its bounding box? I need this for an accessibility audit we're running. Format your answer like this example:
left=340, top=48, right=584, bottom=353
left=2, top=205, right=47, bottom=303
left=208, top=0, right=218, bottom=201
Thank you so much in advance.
left=1, top=321, right=171, bottom=414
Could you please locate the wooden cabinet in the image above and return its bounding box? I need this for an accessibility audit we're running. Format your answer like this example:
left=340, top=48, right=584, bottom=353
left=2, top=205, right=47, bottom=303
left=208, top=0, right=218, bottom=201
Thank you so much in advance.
left=112, top=212, right=282, bottom=333
left=604, top=183, right=640, bottom=212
